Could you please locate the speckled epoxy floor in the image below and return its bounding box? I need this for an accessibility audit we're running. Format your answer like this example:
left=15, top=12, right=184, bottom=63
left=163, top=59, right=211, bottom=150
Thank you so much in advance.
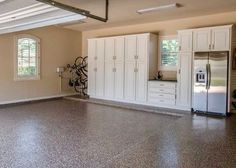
left=0, top=99, right=236, bottom=168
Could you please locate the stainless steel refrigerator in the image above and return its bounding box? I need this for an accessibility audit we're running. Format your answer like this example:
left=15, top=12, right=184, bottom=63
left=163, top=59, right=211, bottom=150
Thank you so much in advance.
left=192, top=52, right=229, bottom=115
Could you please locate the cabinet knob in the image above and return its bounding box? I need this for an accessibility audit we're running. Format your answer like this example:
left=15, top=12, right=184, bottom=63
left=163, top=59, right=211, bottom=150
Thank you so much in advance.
left=134, top=68, right=138, bottom=72
left=134, top=55, right=138, bottom=60
left=113, top=68, right=116, bottom=72
left=94, top=68, right=97, bottom=72
left=94, top=57, right=98, bottom=60
left=113, top=56, right=116, bottom=60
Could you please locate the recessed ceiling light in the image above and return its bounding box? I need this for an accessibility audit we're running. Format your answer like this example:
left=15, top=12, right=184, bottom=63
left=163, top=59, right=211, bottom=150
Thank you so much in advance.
left=137, top=3, right=180, bottom=14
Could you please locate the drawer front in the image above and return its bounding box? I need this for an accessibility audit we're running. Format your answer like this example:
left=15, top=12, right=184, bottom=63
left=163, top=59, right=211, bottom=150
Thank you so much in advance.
left=149, top=88, right=176, bottom=94
left=148, top=97, right=176, bottom=105
left=148, top=93, right=175, bottom=100
left=148, top=82, right=176, bottom=89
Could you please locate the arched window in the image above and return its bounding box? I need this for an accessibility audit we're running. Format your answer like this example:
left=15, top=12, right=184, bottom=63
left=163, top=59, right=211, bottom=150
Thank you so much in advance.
left=14, top=35, right=40, bottom=80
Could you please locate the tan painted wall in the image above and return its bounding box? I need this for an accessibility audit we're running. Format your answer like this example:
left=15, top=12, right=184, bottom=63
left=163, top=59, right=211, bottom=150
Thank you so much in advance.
left=0, top=26, right=82, bottom=103
left=82, top=11, right=236, bottom=78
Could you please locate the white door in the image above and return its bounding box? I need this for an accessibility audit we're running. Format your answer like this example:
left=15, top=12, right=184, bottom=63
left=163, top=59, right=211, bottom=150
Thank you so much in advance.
left=178, top=31, right=192, bottom=52
left=95, top=39, right=105, bottom=97
left=136, top=34, right=148, bottom=102
left=211, top=27, right=230, bottom=51
left=114, top=37, right=125, bottom=99
left=104, top=38, right=115, bottom=98
left=177, top=52, right=192, bottom=108
left=136, top=62, right=147, bottom=102
left=124, top=62, right=136, bottom=101
left=124, top=35, right=137, bottom=101
left=193, top=28, right=211, bottom=52
left=88, top=39, right=96, bottom=96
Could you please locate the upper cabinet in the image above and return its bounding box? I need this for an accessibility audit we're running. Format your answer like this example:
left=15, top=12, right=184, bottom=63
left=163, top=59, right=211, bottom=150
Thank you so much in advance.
left=193, top=25, right=232, bottom=52
left=178, top=30, right=193, bottom=52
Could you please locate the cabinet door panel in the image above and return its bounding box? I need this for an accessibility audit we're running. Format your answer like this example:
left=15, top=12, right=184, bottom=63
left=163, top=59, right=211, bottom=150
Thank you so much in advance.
left=212, top=27, right=230, bottom=51
left=178, top=31, right=192, bottom=52
left=193, top=29, right=211, bottom=52
left=105, top=38, right=115, bottom=61
left=125, top=35, right=137, bottom=62
left=177, top=52, right=192, bottom=108
left=137, top=34, right=148, bottom=62
left=88, top=39, right=96, bottom=96
left=124, top=62, right=136, bottom=101
left=114, top=61, right=124, bottom=99
left=95, top=39, right=105, bottom=97
left=104, top=62, right=115, bottom=98
left=136, top=62, right=147, bottom=102
left=115, top=37, right=125, bottom=62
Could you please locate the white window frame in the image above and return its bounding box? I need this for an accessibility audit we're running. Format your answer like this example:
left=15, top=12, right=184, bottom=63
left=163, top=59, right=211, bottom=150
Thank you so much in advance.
left=14, top=34, right=41, bottom=81
left=158, top=35, right=178, bottom=71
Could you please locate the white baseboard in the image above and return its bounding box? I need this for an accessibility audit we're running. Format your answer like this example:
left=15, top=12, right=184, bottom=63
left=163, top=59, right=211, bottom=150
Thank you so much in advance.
left=0, top=93, right=78, bottom=105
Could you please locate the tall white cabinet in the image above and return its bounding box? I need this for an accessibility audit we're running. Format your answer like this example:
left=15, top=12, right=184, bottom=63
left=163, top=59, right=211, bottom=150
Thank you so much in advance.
left=177, top=30, right=193, bottom=109
left=88, top=38, right=105, bottom=98
left=88, top=33, right=158, bottom=105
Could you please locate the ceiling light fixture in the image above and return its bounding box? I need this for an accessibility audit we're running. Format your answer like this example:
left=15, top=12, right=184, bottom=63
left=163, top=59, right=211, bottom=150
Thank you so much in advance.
left=137, top=3, right=180, bottom=14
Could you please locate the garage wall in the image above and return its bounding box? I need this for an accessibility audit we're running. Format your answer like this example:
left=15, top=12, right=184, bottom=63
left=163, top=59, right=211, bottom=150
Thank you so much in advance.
left=0, top=26, right=82, bottom=104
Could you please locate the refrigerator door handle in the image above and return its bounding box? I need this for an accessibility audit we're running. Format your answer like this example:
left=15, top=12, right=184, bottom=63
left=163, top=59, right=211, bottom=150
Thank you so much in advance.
left=206, top=64, right=209, bottom=89
left=208, top=63, right=211, bottom=89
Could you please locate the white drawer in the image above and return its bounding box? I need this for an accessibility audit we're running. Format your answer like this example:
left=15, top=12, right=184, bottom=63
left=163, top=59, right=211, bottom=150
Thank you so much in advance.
left=148, top=93, right=175, bottom=100
left=149, top=88, right=176, bottom=94
left=148, top=81, right=176, bottom=89
left=148, top=97, right=176, bottom=105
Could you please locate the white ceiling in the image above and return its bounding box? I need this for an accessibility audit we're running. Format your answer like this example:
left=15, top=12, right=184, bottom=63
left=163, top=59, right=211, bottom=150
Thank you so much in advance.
left=0, top=0, right=85, bottom=34
left=55, top=0, right=236, bottom=31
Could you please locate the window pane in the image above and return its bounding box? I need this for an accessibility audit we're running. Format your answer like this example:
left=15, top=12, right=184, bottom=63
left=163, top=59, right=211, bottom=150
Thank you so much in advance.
left=160, top=38, right=178, bottom=67
left=17, top=38, right=37, bottom=77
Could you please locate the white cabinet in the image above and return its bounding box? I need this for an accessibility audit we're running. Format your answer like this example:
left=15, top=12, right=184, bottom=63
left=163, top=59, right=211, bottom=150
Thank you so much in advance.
left=178, top=30, right=193, bottom=52
left=211, top=27, right=230, bottom=51
left=148, top=81, right=176, bottom=106
left=124, top=34, right=149, bottom=103
left=88, top=38, right=105, bottom=97
left=88, top=33, right=157, bottom=105
left=193, top=26, right=231, bottom=52
left=104, top=37, right=125, bottom=100
left=177, top=52, right=192, bottom=108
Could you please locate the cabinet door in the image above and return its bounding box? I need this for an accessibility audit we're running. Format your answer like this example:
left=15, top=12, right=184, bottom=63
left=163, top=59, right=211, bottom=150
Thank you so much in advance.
left=136, top=62, right=147, bottom=102
left=114, top=62, right=124, bottom=99
left=177, top=52, right=192, bottom=108
left=124, top=62, right=136, bottom=101
left=193, top=29, right=211, bottom=52
left=88, top=39, right=96, bottom=96
left=95, top=39, right=105, bottom=97
left=104, top=62, right=115, bottom=98
left=211, top=27, right=230, bottom=51
left=125, top=35, right=137, bottom=62
left=114, top=37, right=125, bottom=100
left=104, top=38, right=115, bottom=98
left=178, top=31, right=192, bottom=52
left=137, top=34, right=148, bottom=62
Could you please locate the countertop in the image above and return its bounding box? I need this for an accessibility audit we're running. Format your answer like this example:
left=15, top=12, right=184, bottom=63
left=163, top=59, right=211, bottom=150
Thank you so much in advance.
left=149, top=79, right=177, bottom=83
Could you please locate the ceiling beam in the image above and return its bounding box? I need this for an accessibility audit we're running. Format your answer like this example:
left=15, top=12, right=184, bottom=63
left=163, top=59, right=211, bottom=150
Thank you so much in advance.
left=36, top=0, right=109, bottom=22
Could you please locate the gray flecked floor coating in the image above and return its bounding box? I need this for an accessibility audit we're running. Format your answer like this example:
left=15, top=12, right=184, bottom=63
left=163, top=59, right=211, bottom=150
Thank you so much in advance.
left=0, top=99, right=235, bottom=168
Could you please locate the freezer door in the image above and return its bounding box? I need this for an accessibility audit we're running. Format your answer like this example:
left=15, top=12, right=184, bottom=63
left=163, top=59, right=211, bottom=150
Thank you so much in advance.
left=208, top=52, right=228, bottom=114
left=193, top=53, right=208, bottom=112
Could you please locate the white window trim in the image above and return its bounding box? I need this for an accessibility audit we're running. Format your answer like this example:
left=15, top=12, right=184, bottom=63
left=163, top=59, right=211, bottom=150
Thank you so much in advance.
left=158, top=35, right=178, bottom=71
left=14, top=34, right=41, bottom=81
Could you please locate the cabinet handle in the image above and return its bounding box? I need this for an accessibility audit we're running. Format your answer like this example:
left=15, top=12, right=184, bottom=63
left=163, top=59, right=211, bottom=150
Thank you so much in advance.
left=94, top=68, right=97, bottom=72
left=209, top=44, right=211, bottom=50
left=113, top=56, right=116, bottom=60
left=212, top=44, right=215, bottom=50
left=134, top=68, right=138, bottom=72
left=113, top=68, right=116, bottom=72
left=94, top=57, right=98, bottom=60
left=179, top=46, right=181, bottom=51
left=134, top=55, right=138, bottom=60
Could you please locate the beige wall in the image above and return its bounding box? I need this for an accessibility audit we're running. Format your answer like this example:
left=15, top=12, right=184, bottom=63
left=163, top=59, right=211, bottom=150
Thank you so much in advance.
left=82, top=11, right=236, bottom=78
left=0, top=26, right=82, bottom=103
